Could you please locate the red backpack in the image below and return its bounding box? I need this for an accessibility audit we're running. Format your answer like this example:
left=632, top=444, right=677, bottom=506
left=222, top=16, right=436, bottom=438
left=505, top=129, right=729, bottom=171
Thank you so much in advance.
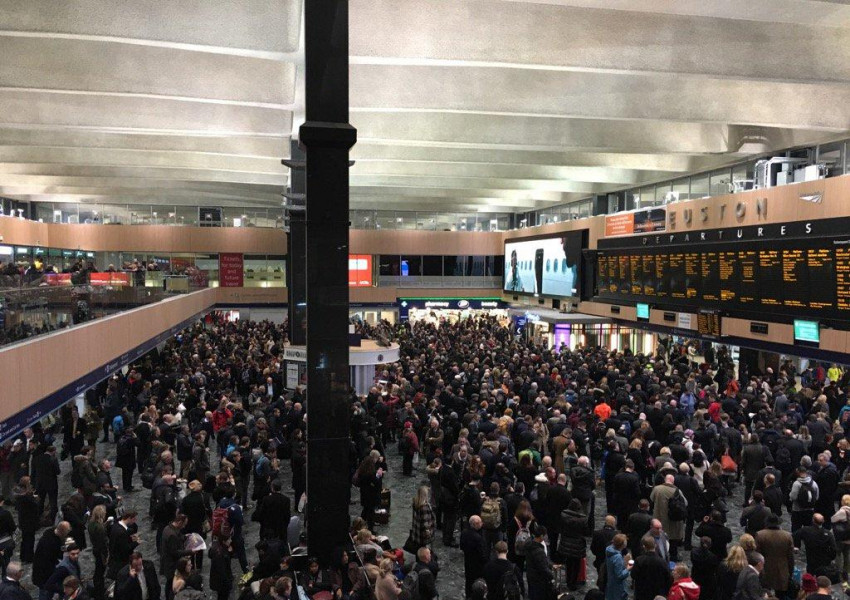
left=211, top=506, right=232, bottom=538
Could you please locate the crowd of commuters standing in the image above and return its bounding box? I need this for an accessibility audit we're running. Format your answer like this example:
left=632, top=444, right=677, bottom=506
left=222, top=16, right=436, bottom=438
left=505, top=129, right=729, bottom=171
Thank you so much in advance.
left=0, top=313, right=847, bottom=600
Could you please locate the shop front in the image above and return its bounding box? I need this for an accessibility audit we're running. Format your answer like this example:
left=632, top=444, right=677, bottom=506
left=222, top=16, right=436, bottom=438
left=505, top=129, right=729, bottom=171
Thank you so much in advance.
left=398, top=297, right=509, bottom=324
left=349, top=303, right=398, bottom=326
left=509, top=308, right=656, bottom=354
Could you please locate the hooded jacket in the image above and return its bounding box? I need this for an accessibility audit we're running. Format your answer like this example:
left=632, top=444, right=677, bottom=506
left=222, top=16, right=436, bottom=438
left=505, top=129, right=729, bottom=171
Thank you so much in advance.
left=668, top=577, right=700, bottom=600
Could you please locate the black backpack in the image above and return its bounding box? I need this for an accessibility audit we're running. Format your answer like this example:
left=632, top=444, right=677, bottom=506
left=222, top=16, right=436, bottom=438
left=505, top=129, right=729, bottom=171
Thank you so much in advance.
left=501, top=569, right=522, bottom=600
left=797, top=480, right=816, bottom=510
left=402, top=568, right=421, bottom=600
left=775, top=446, right=792, bottom=471
left=667, top=489, right=687, bottom=522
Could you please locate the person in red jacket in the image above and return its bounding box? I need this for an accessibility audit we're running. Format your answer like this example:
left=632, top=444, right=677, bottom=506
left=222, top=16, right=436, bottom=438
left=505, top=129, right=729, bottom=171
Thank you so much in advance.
left=668, top=564, right=701, bottom=600
left=211, top=398, right=233, bottom=433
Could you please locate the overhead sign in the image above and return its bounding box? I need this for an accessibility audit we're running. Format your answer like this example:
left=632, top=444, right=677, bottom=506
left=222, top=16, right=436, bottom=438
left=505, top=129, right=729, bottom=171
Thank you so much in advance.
left=605, top=207, right=666, bottom=237
left=283, top=345, right=307, bottom=362
left=677, top=313, right=692, bottom=329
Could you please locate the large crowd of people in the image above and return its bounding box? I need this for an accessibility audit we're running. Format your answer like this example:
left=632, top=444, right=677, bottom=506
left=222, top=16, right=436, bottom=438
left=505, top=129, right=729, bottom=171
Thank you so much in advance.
left=0, top=313, right=848, bottom=600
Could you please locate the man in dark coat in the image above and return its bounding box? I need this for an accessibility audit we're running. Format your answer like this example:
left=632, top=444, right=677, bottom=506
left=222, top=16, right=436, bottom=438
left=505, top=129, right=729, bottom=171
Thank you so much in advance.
left=630, top=537, right=672, bottom=600
left=590, top=516, right=617, bottom=574
left=0, top=562, right=30, bottom=600
left=459, top=516, right=488, bottom=598
left=524, top=526, right=553, bottom=600
left=739, top=490, right=772, bottom=536
left=107, top=512, right=139, bottom=580
left=440, top=458, right=461, bottom=547
left=254, top=482, right=291, bottom=540
left=673, top=463, right=701, bottom=551
left=32, top=522, right=71, bottom=592
left=115, top=431, right=137, bottom=492
left=625, top=499, right=653, bottom=558
left=793, top=513, right=838, bottom=575
left=541, top=474, right=571, bottom=553
left=30, top=446, right=60, bottom=523
left=611, top=460, right=641, bottom=529
left=116, top=552, right=161, bottom=600
left=740, top=434, right=768, bottom=506
left=160, top=514, right=191, bottom=600
left=695, top=510, right=733, bottom=560
left=569, top=457, right=595, bottom=530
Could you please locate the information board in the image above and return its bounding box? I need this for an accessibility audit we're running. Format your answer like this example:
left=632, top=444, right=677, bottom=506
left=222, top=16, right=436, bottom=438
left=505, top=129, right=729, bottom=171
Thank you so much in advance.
left=697, top=312, right=722, bottom=337
left=596, top=236, right=850, bottom=322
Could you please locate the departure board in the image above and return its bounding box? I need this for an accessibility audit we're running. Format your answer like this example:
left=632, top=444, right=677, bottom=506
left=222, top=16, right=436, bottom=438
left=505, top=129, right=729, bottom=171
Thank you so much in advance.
left=595, top=237, right=850, bottom=322
left=698, top=312, right=722, bottom=337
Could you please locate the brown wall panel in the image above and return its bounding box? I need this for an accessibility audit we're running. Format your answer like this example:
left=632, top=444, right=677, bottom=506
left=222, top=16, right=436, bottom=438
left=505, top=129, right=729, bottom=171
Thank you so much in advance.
left=721, top=318, right=795, bottom=346
left=216, top=287, right=288, bottom=304
left=351, top=287, right=500, bottom=304
left=0, top=220, right=288, bottom=254
left=0, top=288, right=219, bottom=421
left=351, top=230, right=503, bottom=256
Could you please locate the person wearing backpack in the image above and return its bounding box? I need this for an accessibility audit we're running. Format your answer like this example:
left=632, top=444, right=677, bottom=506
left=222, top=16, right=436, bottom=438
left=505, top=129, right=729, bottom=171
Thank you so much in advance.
left=216, top=489, right=247, bottom=573
left=649, top=473, right=686, bottom=561
left=790, top=466, right=820, bottom=533
left=483, top=542, right=520, bottom=600
left=480, top=483, right=506, bottom=554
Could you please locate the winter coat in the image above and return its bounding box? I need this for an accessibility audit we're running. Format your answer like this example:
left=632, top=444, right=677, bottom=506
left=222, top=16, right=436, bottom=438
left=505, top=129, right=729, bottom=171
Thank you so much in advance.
left=649, top=482, right=685, bottom=541
left=604, top=545, right=629, bottom=600
left=668, top=577, right=700, bottom=600
left=754, top=526, right=793, bottom=593
left=411, top=502, right=436, bottom=548
left=557, top=508, right=589, bottom=558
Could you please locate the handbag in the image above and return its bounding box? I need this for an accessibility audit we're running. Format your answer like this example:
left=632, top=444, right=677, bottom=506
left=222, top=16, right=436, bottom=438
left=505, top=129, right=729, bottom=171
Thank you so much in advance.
left=403, top=530, right=418, bottom=554
left=720, top=453, right=737, bottom=473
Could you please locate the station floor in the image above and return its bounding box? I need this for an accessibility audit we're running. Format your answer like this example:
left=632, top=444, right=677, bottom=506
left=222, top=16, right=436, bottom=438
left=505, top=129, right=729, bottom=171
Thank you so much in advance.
left=21, top=435, right=825, bottom=600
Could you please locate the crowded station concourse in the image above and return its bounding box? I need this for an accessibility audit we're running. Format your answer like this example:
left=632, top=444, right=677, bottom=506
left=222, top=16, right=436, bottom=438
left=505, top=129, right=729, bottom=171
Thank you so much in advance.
left=0, top=311, right=848, bottom=600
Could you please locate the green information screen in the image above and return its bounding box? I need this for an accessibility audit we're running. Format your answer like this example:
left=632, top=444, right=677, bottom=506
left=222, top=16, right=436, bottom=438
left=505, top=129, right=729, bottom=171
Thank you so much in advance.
left=794, top=319, right=820, bottom=343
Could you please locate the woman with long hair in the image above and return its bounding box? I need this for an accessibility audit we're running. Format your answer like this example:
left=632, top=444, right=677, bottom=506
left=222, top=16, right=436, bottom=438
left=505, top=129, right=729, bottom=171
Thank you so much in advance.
left=831, top=494, right=850, bottom=583
left=87, top=505, right=109, bottom=600
left=716, top=545, right=748, bottom=600
left=355, top=451, right=383, bottom=530
left=172, top=556, right=194, bottom=596
left=506, top=499, right=535, bottom=576
left=409, top=485, right=435, bottom=552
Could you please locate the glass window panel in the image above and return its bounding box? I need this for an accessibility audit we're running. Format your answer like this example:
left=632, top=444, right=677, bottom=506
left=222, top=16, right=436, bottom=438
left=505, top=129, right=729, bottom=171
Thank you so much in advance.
left=400, top=255, right=422, bottom=276
left=709, top=168, right=732, bottom=196
left=379, top=255, right=400, bottom=276
left=422, top=255, right=442, bottom=276
left=443, top=256, right=463, bottom=277
left=690, top=173, right=709, bottom=199
left=819, top=141, right=845, bottom=177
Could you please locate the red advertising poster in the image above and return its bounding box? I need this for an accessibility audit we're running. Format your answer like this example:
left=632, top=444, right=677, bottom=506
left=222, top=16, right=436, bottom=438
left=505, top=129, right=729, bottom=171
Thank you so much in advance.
left=348, top=254, right=373, bottom=287
left=89, top=272, right=131, bottom=286
left=219, top=253, right=244, bottom=287
left=45, top=273, right=72, bottom=286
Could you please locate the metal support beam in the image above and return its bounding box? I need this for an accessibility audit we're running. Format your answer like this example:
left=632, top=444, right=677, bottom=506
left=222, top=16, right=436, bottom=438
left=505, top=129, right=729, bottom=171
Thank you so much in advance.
left=302, top=0, right=357, bottom=564
left=286, top=141, right=307, bottom=346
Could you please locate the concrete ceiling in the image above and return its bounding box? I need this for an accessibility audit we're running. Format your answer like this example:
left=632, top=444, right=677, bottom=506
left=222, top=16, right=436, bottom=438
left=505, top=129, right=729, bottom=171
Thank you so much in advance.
left=1, top=0, right=850, bottom=215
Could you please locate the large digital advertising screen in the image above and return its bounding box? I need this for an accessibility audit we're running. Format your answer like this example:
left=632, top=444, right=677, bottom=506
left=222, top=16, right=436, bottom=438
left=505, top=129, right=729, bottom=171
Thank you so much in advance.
left=504, top=231, right=583, bottom=297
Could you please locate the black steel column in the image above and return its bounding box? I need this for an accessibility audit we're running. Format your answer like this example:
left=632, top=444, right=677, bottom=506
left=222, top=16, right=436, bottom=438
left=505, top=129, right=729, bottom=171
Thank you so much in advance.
left=300, top=0, right=356, bottom=564
left=286, top=141, right=307, bottom=345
